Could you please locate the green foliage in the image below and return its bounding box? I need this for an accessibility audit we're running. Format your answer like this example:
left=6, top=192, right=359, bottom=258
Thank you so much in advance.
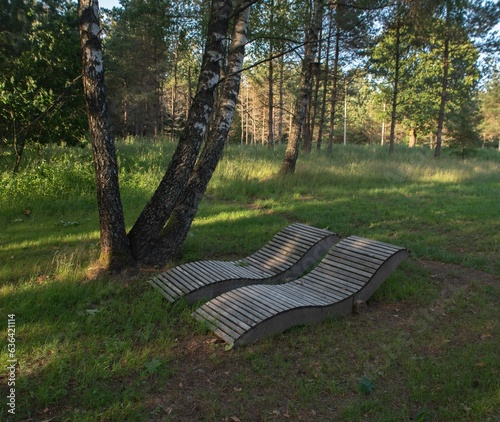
left=480, top=71, right=500, bottom=147
left=104, top=0, right=203, bottom=138
left=368, top=0, right=496, bottom=148
left=0, top=0, right=86, bottom=158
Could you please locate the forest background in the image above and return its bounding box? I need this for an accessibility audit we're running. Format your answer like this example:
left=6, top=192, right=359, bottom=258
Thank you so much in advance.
left=2, top=0, right=500, bottom=172
left=3, top=0, right=500, bottom=269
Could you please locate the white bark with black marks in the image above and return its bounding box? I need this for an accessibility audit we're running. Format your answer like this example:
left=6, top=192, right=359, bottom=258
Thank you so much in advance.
left=128, top=0, right=233, bottom=263
left=78, top=0, right=132, bottom=271
left=154, top=1, right=252, bottom=265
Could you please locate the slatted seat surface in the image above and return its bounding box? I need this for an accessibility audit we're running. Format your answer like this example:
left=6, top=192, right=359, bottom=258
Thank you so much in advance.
left=192, top=236, right=409, bottom=347
left=148, top=223, right=340, bottom=303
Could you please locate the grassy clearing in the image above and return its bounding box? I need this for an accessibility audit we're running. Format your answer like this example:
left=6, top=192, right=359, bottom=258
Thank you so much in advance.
left=1, top=140, right=499, bottom=421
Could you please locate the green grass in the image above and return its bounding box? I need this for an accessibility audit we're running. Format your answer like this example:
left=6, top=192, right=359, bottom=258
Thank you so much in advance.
left=1, top=140, right=499, bottom=420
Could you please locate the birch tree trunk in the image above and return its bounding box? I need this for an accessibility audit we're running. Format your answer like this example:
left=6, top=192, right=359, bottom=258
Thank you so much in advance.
left=154, top=2, right=251, bottom=265
left=316, top=6, right=333, bottom=151
left=128, top=0, right=232, bottom=262
left=281, top=0, right=324, bottom=174
left=78, top=0, right=133, bottom=271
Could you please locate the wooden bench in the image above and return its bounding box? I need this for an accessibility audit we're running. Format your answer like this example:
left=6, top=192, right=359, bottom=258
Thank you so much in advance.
left=192, top=236, right=409, bottom=347
left=148, top=223, right=340, bottom=303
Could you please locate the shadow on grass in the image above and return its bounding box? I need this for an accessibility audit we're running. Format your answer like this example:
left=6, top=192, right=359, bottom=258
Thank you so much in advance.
left=0, top=273, right=195, bottom=420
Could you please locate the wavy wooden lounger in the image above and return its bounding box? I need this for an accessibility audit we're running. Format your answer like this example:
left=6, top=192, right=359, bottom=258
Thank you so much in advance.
left=192, top=236, right=409, bottom=347
left=148, top=223, right=340, bottom=304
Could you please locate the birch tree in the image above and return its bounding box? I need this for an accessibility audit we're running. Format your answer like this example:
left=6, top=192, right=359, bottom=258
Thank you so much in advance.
left=78, top=0, right=133, bottom=271
left=78, top=0, right=251, bottom=270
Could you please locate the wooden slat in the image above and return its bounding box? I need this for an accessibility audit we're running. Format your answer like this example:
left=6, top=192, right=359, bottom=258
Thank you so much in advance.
left=319, top=259, right=374, bottom=279
left=250, top=250, right=294, bottom=271
left=279, top=284, right=330, bottom=306
left=324, top=250, right=381, bottom=270
left=184, top=261, right=227, bottom=282
left=202, top=302, right=250, bottom=333
left=287, top=223, right=331, bottom=239
left=149, top=277, right=181, bottom=301
left=295, top=281, right=346, bottom=301
left=200, top=261, right=243, bottom=280
left=171, top=265, right=210, bottom=287
left=156, top=274, right=187, bottom=298
left=313, top=266, right=368, bottom=287
left=208, top=295, right=260, bottom=326
left=341, top=239, right=399, bottom=259
left=260, top=243, right=303, bottom=260
left=193, top=308, right=238, bottom=343
left=259, top=285, right=314, bottom=308
left=305, top=272, right=360, bottom=294
left=223, top=289, right=278, bottom=318
left=243, top=255, right=286, bottom=273
left=235, top=286, right=292, bottom=314
left=160, top=271, right=193, bottom=294
left=148, top=223, right=338, bottom=304
left=348, top=235, right=402, bottom=251
left=248, top=285, right=302, bottom=308
left=192, top=235, right=408, bottom=346
left=320, top=256, right=378, bottom=276
left=266, top=239, right=310, bottom=254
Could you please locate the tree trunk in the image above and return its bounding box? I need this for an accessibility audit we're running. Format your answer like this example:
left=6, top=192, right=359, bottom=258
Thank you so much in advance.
left=13, top=136, right=25, bottom=174
left=277, top=55, right=284, bottom=143
left=186, top=64, right=192, bottom=121
left=317, top=6, right=333, bottom=151
left=343, top=79, right=347, bottom=145
left=381, top=102, right=386, bottom=145
left=281, top=0, right=324, bottom=174
left=121, top=82, right=128, bottom=138
left=409, top=127, right=417, bottom=147
left=127, top=0, right=232, bottom=263
left=302, top=100, right=312, bottom=152
left=268, top=48, right=274, bottom=146
left=12, top=114, right=25, bottom=173
left=327, top=22, right=340, bottom=154
left=435, top=30, right=450, bottom=157
left=389, top=10, right=401, bottom=155
left=78, top=0, right=133, bottom=272
left=267, top=0, right=274, bottom=147
left=306, top=24, right=324, bottom=153
left=171, top=37, right=179, bottom=142
left=154, top=2, right=251, bottom=264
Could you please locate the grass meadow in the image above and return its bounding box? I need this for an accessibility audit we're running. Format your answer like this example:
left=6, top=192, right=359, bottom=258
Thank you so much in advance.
left=1, top=140, right=499, bottom=421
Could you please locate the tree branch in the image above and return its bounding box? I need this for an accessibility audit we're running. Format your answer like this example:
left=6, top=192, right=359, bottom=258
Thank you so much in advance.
left=17, top=74, right=83, bottom=137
